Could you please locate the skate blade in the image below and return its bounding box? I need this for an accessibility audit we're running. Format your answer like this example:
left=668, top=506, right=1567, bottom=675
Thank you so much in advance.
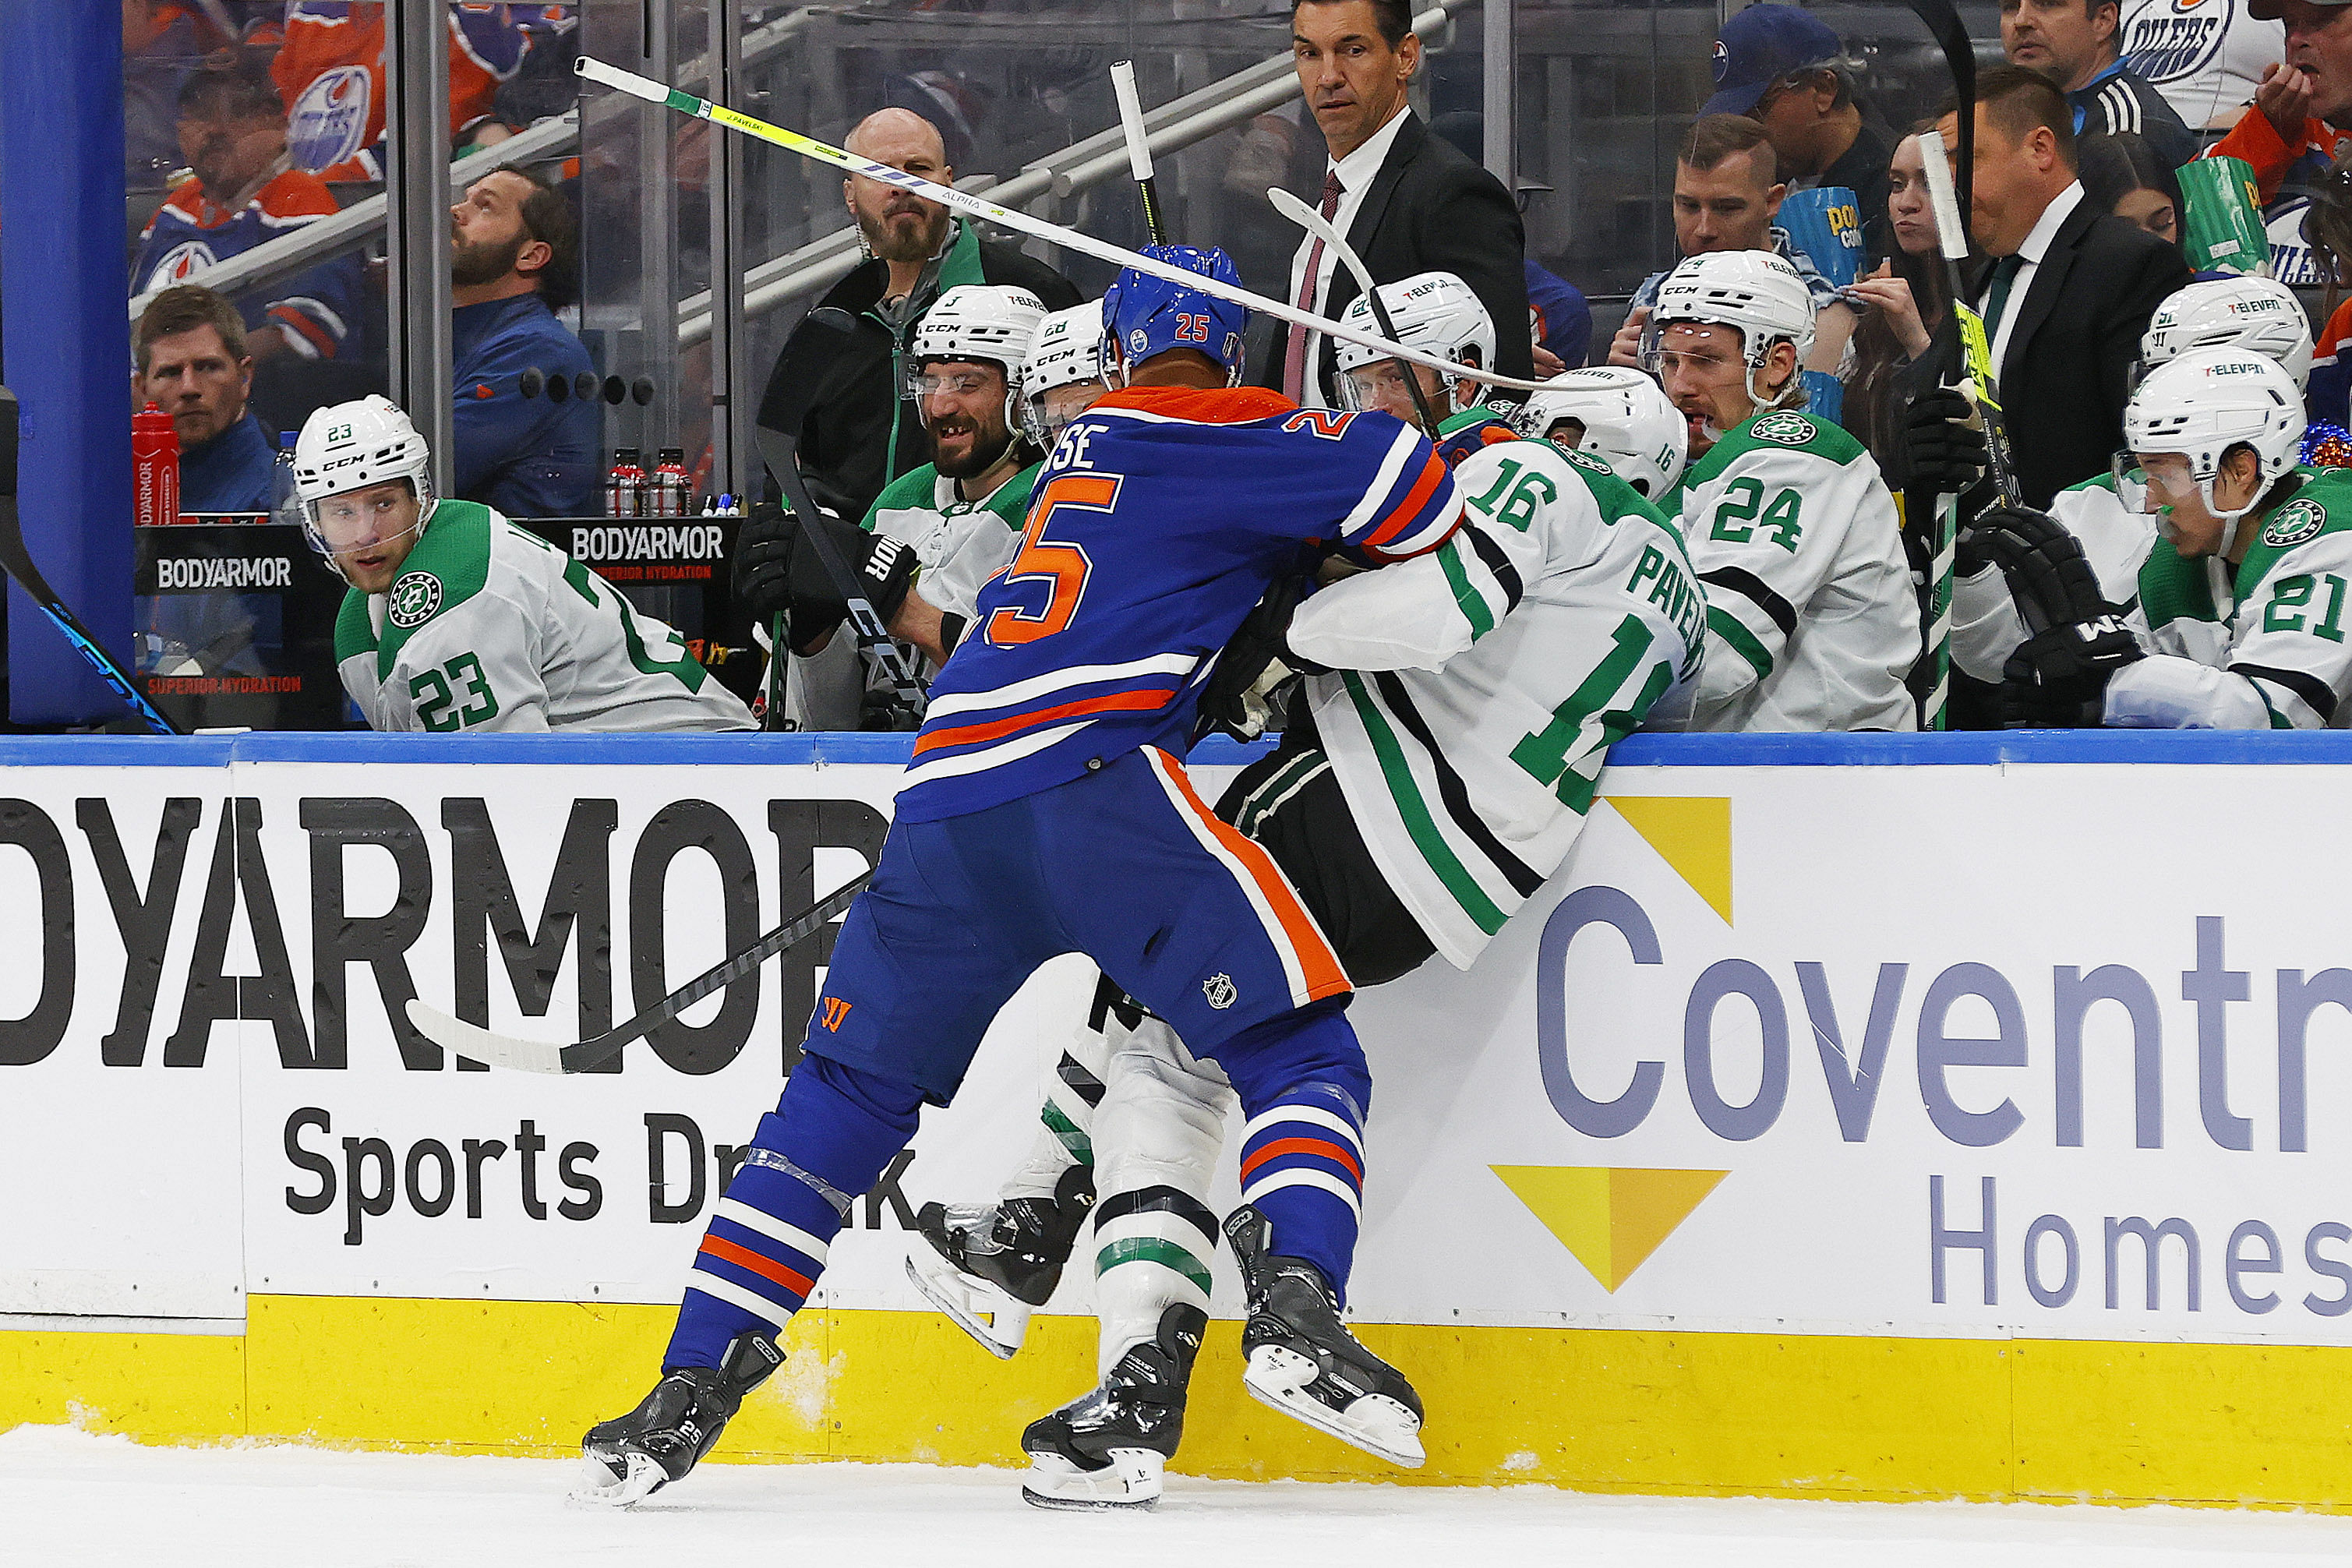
left=1242, top=1344, right=1425, bottom=1468
left=903, top=1249, right=1030, bottom=1359
left=567, top=1450, right=666, bottom=1508
left=1019, top=1448, right=1163, bottom=1510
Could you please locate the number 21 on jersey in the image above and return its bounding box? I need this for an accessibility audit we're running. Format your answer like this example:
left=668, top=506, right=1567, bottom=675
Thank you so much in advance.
left=985, top=471, right=1121, bottom=646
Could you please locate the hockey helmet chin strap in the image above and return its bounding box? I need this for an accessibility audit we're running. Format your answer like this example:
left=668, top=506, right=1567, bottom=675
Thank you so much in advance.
left=316, top=493, right=436, bottom=588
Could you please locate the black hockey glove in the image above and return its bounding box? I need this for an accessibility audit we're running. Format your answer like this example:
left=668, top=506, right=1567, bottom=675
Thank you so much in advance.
left=731, top=501, right=800, bottom=623
left=783, top=510, right=917, bottom=656
left=1904, top=387, right=1993, bottom=532
left=1195, top=571, right=1315, bottom=743
left=1969, top=506, right=2143, bottom=726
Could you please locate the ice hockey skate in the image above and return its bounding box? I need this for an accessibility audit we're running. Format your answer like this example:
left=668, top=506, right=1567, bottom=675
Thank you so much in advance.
left=1225, top=1205, right=1424, bottom=1467
left=574, top=1331, right=782, bottom=1506
left=1019, top=1303, right=1206, bottom=1510
left=905, top=1165, right=1094, bottom=1358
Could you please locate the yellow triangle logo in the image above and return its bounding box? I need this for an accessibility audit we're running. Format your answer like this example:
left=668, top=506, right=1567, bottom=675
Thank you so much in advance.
left=1491, top=1166, right=1729, bottom=1293
left=1602, top=796, right=1732, bottom=924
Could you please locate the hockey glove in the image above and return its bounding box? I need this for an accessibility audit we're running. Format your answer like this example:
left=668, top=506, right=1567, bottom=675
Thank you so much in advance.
left=784, top=510, right=916, bottom=656
left=1196, top=573, right=1314, bottom=743
left=1971, top=506, right=2142, bottom=726
left=731, top=501, right=800, bottom=623
left=1904, top=387, right=1993, bottom=535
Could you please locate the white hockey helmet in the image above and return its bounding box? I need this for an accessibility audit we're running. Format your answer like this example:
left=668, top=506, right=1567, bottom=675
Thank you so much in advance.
left=1019, top=298, right=1108, bottom=448
left=1642, top=250, right=1817, bottom=411
left=1331, top=270, right=1497, bottom=415
left=293, top=394, right=434, bottom=572
left=909, top=284, right=1048, bottom=431
left=1510, top=366, right=1689, bottom=498
left=2124, top=346, right=2307, bottom=551
left=2141, top=277, right=2314, bottom=390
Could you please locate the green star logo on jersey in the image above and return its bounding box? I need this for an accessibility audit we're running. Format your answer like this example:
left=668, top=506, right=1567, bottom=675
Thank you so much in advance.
left=2262, top=498, right=2328, bottom=549
left=387, top=570, right=443, bottom=629
left=1748, top=411, right=1817, bottom=447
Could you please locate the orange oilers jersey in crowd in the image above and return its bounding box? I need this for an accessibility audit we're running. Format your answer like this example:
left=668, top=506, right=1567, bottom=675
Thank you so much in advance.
left=273, top=2, right=536, bottom=179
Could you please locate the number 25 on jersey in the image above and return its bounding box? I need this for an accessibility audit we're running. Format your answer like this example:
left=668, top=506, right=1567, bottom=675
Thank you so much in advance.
left=985, top=472, right=1121, bottom=646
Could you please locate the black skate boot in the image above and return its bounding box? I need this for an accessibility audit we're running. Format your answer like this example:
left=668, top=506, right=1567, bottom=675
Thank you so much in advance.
left=1018, top=1303, right=1207, bottom=1510
left=905, top=1164, right=1094, bottom=1358
left=1224, top=1205, right=1424, bottom=1467
left=574, top=1330, right=783, bottom=1506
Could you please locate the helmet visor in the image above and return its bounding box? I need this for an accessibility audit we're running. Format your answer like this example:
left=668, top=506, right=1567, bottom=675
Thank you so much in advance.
left=303, top=480, right=426, bottom=563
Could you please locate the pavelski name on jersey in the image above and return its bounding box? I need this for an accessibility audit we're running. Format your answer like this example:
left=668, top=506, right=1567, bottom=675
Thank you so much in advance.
left=1289, top=435, right=1703, bottom=969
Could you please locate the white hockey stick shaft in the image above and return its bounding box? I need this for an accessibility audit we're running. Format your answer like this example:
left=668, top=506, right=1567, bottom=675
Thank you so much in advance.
left=1111, top=60, right=1154, bottom=182
left=1268, top=185, right=1448, bottom=433
left=574, top=55, right=1553, bottom=394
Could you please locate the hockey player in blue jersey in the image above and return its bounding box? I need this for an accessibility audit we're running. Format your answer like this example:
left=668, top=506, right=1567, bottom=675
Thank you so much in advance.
left=575, top=247, right=1466, bottom=1506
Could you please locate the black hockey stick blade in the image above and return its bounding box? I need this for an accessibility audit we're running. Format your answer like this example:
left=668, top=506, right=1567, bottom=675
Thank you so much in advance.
left=0, top=388, right=182, bottom=736
left=404, top=868, right=874, bottom=1074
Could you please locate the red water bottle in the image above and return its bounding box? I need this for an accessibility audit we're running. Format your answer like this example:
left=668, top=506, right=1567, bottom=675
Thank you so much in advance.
left=132, top=402, right=180, bottom=528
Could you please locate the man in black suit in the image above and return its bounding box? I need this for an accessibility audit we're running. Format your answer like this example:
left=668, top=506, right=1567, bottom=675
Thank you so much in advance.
left=1270, top=0, right=1531, bottom=408
left=1934, top=64, right=2192, bottom=508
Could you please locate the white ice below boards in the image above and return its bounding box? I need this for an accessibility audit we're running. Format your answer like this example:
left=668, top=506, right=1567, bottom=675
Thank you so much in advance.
left=5, top=1424, right=2349, bottom=1568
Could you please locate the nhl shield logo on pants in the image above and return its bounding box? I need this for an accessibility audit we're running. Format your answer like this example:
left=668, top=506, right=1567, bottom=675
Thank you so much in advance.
left=1202, top=973, right=1237, bottom=1009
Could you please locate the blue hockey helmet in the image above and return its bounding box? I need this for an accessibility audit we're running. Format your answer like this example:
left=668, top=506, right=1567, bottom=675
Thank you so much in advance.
left=1100, top=245, right=1248, bottom=386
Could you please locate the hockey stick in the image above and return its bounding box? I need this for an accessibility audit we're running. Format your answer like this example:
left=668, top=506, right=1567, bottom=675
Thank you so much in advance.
left=1897, top=0, right=2022, bottom=729
left=754, top=305, right=927, bottom=726
left=0, top=388, right=182, bottom=736
left=1266, top=185, right=1450, bottom=439
left=405, top=868, right=874, bottom=1075
left=1111, top=61, right=1167, bottom=246
left=574, top=55, right=1554, bottom=396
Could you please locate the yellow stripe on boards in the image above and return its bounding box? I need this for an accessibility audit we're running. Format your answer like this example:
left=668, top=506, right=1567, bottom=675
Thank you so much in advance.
left=10, top=1299, right=2352, bottom=1507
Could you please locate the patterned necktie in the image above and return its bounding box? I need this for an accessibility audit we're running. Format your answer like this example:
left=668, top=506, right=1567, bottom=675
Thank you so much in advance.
left=1281, top=169, right=1346, bottom=403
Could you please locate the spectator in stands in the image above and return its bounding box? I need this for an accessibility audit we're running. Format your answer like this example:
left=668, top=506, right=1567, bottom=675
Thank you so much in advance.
left=754, top=108, right=1079, bottom=528
left=2079, top=131, right=2188, bottom=245
left=1607, top=116, right=1859, bottom=413
left=131, top=67, right=366, bottom=365
left=1910, top=65, right=2192, bottom=508
left=272, top=1, right=532, bottom=182
left=132, top=285, right=276, bottom=514
left=2299, top=146, right=2352, bottom=428
left=2118, top=0, right=2283, bottom=130
left=2205, top=0, right=2352, bottom=284
left=1842, top=129, right=1956, bottom=491
left=1270, top=0, right=1531, bottom=404
left=2005, top=0, right=2200, bottom=168
left=1704, top=5, right=1892, bottom=269
left=448, top=167, right=599, bottom=518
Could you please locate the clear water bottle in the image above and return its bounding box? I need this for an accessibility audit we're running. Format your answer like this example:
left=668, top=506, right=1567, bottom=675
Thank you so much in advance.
left=271, top=429, right=304, bottom=529
left=652, top=447, right=690, bottom=517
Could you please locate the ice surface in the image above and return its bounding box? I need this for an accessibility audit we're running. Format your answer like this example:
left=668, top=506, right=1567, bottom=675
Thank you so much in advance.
left=6, top=1424, right=2350, bottom=1568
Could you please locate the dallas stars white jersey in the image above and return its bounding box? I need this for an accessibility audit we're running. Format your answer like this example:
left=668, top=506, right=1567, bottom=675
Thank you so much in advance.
left=336, top=500, right=754, bottom=733
left=1666, top=407, right=1919, bottom=732
left=785, top=460, right=1035, bottom=731
left=1951, top=472, right=2158, bottom=684
left=1290, top=436, right=1703, bottom=970
left=2110, top=468, right=2352, bottom=728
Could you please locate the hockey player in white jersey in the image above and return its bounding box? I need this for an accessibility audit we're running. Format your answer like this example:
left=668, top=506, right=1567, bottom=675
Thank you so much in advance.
left=736, top=284, right=1048, bottom=726
left=1944, top=275, right=2315, bottom=684
left=305, top=397, right=753, bottom=733
left=1645, top=250, right=1919, bottom=731
left=1019, top=297, right=1111, bottom=450
left=910, top=272, right=1703, bottom=1510
left=1510, top=365, right=1688, bottom=501
left=2003, top=347, right=2352, bottom=729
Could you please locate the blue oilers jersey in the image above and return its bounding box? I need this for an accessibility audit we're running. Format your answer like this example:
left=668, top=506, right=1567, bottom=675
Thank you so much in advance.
left=895, top=385, right=1463, bottom=824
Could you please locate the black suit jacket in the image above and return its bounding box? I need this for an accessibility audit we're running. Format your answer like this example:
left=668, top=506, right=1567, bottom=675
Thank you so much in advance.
left=1994, top=193, right=2193, bottom=509
left=1264, top=111, right=1532, bottom=400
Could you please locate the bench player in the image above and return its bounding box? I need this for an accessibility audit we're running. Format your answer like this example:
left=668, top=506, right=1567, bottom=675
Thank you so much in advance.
left=1509, top=365, right=1690, bottom=501
left=2001, top=348, right=2352, bottom=729
left=576, top=245, right=1469, bottom=1505
left=910, top=273, right=1703, bottom=1510
left=1935, top=275, right=2315, bottom=686
left=1646, top=250, right=1918, bottom=730
left=298, top=396, right=753, bottom=733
